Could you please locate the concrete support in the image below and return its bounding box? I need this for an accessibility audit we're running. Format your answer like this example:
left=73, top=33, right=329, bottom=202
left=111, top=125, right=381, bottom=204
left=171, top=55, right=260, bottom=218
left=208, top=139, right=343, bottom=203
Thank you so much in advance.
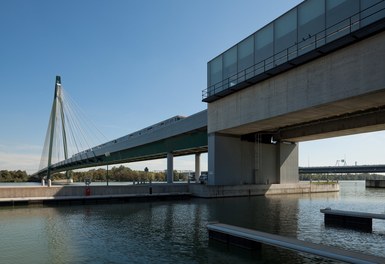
left=208, top=133, right=298, bottom=185
left=167, top=152, right=173, bottom=184
left=208, top=133, right=254, bottom=185
left=278, top=142, right=299, bottom=184
left=195, top=153, right=201, bottom=181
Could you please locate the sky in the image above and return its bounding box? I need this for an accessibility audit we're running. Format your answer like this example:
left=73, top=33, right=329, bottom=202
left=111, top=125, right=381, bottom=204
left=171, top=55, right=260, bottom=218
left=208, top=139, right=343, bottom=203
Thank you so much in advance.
left=0, top=0, right=384, bottom=174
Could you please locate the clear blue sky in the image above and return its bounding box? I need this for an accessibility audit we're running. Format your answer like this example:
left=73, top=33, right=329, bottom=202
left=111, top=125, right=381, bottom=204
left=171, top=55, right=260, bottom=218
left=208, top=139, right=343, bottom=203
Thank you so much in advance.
left=1, top=0, right=384, bottom=174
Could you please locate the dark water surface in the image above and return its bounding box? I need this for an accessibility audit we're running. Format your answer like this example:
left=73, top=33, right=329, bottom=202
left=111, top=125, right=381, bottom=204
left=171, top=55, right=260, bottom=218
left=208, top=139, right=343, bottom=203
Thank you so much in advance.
left=0, top=181, right=384, bottom=263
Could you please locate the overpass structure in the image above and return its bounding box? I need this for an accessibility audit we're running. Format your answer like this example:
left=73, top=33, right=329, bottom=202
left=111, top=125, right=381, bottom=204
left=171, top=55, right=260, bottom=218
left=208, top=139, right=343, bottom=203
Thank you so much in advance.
left=204, top=0, right=385, bottom=185
left=299, top=165, right=385, bottom=174
left=37, top=0, right=385, bottom=190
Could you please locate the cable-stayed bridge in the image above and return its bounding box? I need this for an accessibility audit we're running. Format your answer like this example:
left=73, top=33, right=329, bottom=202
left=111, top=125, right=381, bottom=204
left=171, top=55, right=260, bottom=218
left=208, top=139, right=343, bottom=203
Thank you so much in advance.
left=35, top=77, right=207, bottom=184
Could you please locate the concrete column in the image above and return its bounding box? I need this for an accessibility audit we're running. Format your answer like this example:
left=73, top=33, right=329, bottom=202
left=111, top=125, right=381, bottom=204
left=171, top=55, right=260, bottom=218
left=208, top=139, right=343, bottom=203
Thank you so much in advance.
left=207, top=133, right=216, bottom=185
left=167, top=152, right=173, bottom=184
left=195, top=153, right=201, bottom=182
left=278, top=142, right=299, bottom=184
left=208, top=133, right=255, bottom=185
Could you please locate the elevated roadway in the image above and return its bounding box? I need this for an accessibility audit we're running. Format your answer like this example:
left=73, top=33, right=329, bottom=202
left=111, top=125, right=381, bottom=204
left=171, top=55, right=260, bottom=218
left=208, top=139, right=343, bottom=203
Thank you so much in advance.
left=299, top=165, right=385, bottom=174
left=205, top=1, right=385, bottom=185
left=36, top=110, right=207, bottom=179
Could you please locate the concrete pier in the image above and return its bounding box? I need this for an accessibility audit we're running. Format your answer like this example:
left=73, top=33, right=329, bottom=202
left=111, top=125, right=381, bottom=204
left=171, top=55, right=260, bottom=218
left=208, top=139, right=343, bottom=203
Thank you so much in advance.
left=167, top=152, right=174, bottom=184
left=320, top=208, right=385, bottom=232
left=195, top=153, right=201, bottom=182
left=366, top=180, right=385, bottom=188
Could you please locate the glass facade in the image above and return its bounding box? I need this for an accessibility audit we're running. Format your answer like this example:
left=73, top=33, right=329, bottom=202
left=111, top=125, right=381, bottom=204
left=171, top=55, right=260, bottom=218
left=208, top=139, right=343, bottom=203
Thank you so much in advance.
left=298, top=0, right=325, bottom=55
left=274, top=8, right=297, bottom=65
left=223, top=46, right=237, bottom=88
left=255, top=23, right=274, bottom=73
left=361, top=0, right=385, bottom=26
left=208, top=55, right=222, bottom=88
left=238, top=35, right=254, bottom=81
left=326, top=0, right=360, bottom=42
left=205, top=0, right=385, bottom=101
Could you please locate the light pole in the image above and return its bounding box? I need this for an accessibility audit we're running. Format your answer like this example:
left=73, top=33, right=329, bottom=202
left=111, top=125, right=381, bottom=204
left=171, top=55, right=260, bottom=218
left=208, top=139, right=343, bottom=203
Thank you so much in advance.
left=105, top=152, right=111, bottom=186
left=106, top=164, right=109, bottom=186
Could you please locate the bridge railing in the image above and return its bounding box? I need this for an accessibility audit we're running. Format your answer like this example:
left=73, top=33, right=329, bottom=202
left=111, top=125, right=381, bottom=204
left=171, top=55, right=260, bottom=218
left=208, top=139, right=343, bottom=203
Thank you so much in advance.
left=202, top=1, right=385, bottom=102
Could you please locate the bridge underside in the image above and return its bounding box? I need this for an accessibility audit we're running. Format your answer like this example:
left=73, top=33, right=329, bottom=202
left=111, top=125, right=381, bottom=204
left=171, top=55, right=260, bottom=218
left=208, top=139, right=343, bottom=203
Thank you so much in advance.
left=233, top=93, right=385, bottom=142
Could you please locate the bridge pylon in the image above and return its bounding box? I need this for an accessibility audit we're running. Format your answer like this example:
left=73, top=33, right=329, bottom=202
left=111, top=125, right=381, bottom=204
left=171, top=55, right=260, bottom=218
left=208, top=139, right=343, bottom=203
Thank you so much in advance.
left=45, top=76, right=69, bottom=183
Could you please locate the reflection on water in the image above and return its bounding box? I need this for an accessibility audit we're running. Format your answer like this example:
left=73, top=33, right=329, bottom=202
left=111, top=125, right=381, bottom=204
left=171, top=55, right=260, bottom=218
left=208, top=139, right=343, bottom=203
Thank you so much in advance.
left=0, top=181, right=384, bottom=263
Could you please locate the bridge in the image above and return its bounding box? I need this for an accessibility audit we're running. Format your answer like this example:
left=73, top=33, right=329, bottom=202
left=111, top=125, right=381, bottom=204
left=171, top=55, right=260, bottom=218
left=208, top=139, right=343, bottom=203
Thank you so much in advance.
left=35, top=77, right=207, bottom=184
left=299, top=164, right=385, bottom=174
left=204, top=0, right=385, bottom=185
left=36, top=0, right=385, bottom=191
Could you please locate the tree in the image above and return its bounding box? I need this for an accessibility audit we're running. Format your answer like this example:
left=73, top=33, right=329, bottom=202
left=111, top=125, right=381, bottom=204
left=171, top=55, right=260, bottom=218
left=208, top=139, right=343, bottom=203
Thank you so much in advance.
left=0, top=170, right=28, bottom=182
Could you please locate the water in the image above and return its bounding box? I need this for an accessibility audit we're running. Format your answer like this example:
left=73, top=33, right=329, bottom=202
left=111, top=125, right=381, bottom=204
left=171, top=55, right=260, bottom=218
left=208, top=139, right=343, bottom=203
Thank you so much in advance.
left=0, top=181, right=384, bottom=263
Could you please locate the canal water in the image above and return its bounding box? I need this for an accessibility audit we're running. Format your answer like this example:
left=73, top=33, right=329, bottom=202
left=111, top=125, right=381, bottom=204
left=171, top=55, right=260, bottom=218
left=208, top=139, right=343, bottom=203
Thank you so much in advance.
left=0, top=181, right=384, bottom=263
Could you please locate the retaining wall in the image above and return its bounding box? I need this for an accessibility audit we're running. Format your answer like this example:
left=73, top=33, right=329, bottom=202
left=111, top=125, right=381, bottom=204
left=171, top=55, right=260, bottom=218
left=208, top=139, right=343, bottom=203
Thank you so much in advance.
left=0, top=182, right=339, bottom=203
left=0, top=184, right=189, bottom=201
left=190, top=182, right=339, bottom=198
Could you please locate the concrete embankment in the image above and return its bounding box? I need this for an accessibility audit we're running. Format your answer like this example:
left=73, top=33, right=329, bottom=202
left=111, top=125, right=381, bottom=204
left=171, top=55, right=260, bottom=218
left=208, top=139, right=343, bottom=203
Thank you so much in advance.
left=0, top=184, right=190, bottom=205
left=366, top=179, right=385, bottom=188
left=0, top=182, right=339, bottom=205
left=190, top=182, right=339, bottom=198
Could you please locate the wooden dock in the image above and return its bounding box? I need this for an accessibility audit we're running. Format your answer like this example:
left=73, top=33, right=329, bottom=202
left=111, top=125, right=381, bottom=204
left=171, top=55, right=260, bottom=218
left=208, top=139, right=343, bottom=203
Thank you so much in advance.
left=207, top=222, right=385, bottom=264
left=320, top=208, right=385, bottom=231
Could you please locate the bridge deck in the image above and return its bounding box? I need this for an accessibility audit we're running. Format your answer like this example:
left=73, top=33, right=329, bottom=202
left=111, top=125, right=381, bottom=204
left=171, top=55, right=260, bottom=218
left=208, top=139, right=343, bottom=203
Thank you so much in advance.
left=207, top=222, right=385, bottom=264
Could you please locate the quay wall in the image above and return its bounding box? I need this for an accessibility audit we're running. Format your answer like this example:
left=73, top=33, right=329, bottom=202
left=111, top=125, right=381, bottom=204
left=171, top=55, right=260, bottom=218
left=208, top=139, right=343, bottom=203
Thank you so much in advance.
left=190, top=182, right=339, bottom=198
left=0, top=184, right=189, bottom=201
left=366, top=180, right=385, bottom=188
left=0, top=182, right=339, bottom=203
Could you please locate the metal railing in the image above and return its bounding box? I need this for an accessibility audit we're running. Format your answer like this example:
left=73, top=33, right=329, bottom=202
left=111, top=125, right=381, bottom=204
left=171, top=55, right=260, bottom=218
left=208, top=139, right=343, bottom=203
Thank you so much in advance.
left=203, top=1, right=385, bottom=101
